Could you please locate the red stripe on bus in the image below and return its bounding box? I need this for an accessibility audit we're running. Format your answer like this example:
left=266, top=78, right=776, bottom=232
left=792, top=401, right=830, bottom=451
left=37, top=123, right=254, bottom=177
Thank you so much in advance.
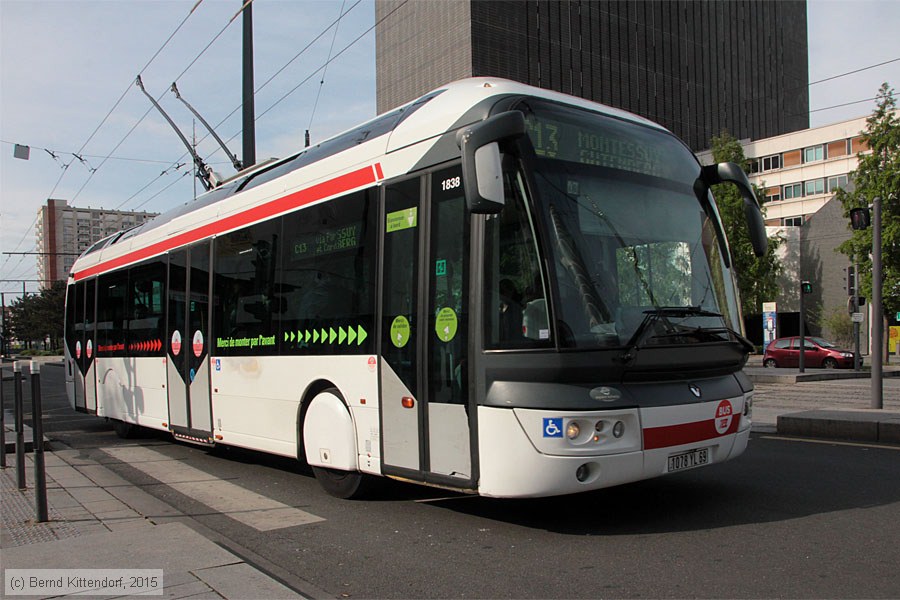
left=374, top=162, right=384, bottom=180
left=642, top=416, right=739, bottom=450
left=73, top=165, right=377, bottom=281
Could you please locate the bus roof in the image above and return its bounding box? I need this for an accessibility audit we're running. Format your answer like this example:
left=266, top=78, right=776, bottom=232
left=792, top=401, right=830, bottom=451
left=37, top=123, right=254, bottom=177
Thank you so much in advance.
left=71, top=78, right=669, bottom=281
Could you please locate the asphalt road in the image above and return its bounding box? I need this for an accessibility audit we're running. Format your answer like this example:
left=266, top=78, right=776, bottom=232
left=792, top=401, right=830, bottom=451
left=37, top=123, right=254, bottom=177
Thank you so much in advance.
left=6, top=364, right=900, bottom=599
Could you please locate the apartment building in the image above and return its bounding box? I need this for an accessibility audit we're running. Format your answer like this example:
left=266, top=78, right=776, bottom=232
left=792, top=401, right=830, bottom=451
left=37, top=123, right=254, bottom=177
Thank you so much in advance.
left=698, top=114, right=892, bottom=347
left=35, top=199, right=157, bottom=289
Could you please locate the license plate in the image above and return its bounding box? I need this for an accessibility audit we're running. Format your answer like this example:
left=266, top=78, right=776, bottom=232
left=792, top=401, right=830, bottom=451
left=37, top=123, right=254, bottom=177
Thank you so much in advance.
left=667, top=447, right=709, bottom=473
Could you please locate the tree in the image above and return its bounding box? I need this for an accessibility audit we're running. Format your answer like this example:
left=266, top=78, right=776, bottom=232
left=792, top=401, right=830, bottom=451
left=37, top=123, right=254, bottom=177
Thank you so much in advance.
left=6, top=281, right=66, bottom=351
left=835, top=82, right=900, bottom=363
left=709, top=130, right=783, bottom=321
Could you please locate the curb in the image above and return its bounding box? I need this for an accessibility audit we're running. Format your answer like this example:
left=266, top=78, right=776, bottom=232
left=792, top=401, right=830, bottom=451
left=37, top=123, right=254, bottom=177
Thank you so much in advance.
left=777, top=409, right=900, bottom=444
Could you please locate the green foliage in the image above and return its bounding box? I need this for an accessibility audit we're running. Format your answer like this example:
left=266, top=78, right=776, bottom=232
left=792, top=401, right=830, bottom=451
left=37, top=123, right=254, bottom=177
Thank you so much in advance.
left=5, top=281, right=66, bottom=350
left=709, top=130, right=783, bottom=318
left=836, top=82, right=900, bottom=319
left=821, top=307, right=854, bottom=349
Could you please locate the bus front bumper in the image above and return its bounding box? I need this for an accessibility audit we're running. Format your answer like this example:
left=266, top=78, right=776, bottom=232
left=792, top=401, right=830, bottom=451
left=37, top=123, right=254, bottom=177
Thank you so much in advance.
left=476, top=403, right=750, bottom=498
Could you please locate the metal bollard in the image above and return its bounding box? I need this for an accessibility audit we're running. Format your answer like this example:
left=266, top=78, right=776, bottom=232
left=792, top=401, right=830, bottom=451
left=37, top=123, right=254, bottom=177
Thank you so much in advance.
left=1, top=364, right=7, bottom=468
left=14, top=361, right=26, bottom=490
left=31, top=361, right=48, bottom=522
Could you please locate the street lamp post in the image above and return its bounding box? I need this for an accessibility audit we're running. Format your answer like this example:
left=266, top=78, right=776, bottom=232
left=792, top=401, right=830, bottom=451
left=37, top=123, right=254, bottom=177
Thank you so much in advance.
left=871, top=196, right=883, bottom=409
left=850, top=199, right=883, bottom=409
left=799, top=281, right=813, bottom=373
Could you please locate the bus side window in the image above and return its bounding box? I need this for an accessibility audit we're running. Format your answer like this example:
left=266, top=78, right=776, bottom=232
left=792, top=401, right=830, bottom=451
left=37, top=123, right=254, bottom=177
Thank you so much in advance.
left=128, top=259, right=166, bottom=356
left=484, top=170, right=550, bottom=349
left=213, top=219, right=282, bottom=354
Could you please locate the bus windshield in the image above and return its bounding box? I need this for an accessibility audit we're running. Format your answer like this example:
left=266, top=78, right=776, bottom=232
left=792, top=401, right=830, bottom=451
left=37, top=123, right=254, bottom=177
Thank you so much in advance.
left=520, top=99, right=741, bottom=349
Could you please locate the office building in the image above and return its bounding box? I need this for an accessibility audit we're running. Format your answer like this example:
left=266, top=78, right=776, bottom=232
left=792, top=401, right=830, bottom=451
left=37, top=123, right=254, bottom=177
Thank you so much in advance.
left=375, top=0, right=809, bottom=150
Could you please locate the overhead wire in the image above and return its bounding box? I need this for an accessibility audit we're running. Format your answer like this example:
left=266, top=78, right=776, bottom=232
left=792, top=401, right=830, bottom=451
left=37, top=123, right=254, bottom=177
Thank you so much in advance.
left=2, top=2, right=205, bottom=292
left=0, top=141, right=177, bottom=165
left=54, top=1, right=205, bottom=203
left=88, top=0, right=268, bottom=211
left=256, top=0, right=407, bottom=125
left=808, top=57, right=900, bottom=86
left=188, top=0, right=364, bottom=165
left=71, top=0, right=250, bottom=204
left=621, top=55, right=900, bottom=144
left=308, top=0, right=349, bottom=132
left=6, top=8, right=895, bottom=293
left=133, top=170, right=193, bottom=212
left=114, top=163, right=187, bottom=211
left=117, top=0, right=367, bottom=211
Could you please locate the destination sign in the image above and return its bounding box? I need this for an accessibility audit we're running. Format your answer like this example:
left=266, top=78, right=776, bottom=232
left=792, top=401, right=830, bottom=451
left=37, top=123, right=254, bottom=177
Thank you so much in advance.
left=291, top=223, right=362, bottom=260
left=525, top=112, right=669, bottom=179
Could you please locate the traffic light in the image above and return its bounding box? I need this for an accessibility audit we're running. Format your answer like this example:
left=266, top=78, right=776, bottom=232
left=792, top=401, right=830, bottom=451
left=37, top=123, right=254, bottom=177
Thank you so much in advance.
left=801, top=281, right=812, bottom=294
left=850, top=207, right=871, bottom=230
left=847, top=266, right=855, bottom=295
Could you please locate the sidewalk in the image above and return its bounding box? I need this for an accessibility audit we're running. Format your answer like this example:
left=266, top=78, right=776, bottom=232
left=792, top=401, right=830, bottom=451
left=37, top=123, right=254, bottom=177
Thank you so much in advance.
left=1, top=439, right=308, bottom=599
left=744, top=354, right=900, bottom=442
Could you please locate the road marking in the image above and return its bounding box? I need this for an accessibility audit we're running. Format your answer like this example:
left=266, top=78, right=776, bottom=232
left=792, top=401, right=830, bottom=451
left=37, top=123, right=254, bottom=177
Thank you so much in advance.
left=102, top=446, right=325, bottom=531
left=759, top=435, right=900, bottom=451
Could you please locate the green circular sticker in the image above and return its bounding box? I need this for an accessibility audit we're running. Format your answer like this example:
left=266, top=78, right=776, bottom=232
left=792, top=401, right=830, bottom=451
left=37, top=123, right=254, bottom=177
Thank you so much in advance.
left=435, top=307, right=458, bottom=343
left=390, top=315, right=411, bottom=348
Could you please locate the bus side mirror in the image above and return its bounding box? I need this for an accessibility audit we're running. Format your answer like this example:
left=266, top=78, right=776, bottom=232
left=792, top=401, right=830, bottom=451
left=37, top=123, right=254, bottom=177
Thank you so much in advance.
left=456, top=111, right=526, bottom=214
left=702, top=162, right=768, bottom=257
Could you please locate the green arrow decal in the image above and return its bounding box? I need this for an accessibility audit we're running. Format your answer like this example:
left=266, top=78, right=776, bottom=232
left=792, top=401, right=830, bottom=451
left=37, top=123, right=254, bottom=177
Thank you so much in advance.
left=305, top=330, right=311, bottom=343
left=284, top=332, right=290, bottom=342
left=320, top=329, right=327, bottom=343
left=357, top=325, right=367, bottom=346
left=338, top=327, right=347, bottom=345
left=329, top=327, right=337, bottom=344
left=313, top=330, right=319, bottom=343
left=347, top=326, right=357, bottom=345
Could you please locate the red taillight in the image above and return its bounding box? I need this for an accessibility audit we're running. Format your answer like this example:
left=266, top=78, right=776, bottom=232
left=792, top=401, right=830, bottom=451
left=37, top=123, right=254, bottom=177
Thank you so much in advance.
left=402, top=397, right=415, bottom=409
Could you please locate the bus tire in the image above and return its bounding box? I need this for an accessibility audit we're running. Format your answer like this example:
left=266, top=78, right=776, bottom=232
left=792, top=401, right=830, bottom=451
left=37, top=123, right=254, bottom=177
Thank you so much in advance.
left=111, top=419, right=137, bottom=439
left=310, top=465, right=372, bottom=499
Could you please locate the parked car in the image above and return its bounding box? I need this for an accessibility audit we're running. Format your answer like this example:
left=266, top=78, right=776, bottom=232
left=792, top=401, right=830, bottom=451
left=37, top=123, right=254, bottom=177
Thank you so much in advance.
left=763, top=336, right=858, bottom=369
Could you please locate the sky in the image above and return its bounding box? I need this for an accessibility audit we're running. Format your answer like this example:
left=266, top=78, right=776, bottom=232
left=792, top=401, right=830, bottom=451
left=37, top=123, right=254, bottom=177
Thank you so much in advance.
left=1, top=0, right=899, bottom=300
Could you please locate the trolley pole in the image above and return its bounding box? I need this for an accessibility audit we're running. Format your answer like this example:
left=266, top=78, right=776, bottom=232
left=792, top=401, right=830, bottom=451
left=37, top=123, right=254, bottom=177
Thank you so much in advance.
left=31, top=361, right=48, bottom=522
left=14, top=361, right=26, bottom=489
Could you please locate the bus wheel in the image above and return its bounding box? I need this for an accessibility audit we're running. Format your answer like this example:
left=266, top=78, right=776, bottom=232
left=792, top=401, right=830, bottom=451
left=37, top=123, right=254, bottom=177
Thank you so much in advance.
left=311, top=466, right=371, bottom=499
left=303, top=387, right=370, bottom=499
left=111, top=419, right=137, bottom=439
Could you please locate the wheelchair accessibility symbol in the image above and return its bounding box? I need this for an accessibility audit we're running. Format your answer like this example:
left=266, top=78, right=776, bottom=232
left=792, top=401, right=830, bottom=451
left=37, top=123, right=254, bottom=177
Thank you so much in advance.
left=543, top=417, right=563, bottom=438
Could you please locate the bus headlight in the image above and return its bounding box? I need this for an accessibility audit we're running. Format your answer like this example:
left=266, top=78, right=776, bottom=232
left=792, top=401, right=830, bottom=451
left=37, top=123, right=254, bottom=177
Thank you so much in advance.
left=566, top=421, right=581, bottom=440
left=612, top=421, right=625, bottom=438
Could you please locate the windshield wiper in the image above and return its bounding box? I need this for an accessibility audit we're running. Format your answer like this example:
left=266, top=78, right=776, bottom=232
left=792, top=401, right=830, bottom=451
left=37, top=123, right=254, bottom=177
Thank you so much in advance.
left=648, top=325, right=755, bottom=353
left=617, top=306, right=731, bottom=363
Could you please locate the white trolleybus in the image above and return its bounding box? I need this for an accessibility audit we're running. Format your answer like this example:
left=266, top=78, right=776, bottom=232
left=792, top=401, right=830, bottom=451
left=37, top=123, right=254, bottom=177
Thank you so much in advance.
left=65, top=78, right=768, bottom=499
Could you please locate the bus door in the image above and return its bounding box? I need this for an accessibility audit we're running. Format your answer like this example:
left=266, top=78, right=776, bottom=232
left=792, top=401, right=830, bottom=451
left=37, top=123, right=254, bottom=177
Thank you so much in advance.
left=166, top=242, right=213, bottom=443
left=71, top=279, right=97, bottom=413
left=380, top=166, right=474, bottom=487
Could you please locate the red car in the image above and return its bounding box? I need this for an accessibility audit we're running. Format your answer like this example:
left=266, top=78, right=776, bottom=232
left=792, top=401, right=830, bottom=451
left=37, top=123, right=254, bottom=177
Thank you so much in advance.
left=763, top=336, right=858, bottom=369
